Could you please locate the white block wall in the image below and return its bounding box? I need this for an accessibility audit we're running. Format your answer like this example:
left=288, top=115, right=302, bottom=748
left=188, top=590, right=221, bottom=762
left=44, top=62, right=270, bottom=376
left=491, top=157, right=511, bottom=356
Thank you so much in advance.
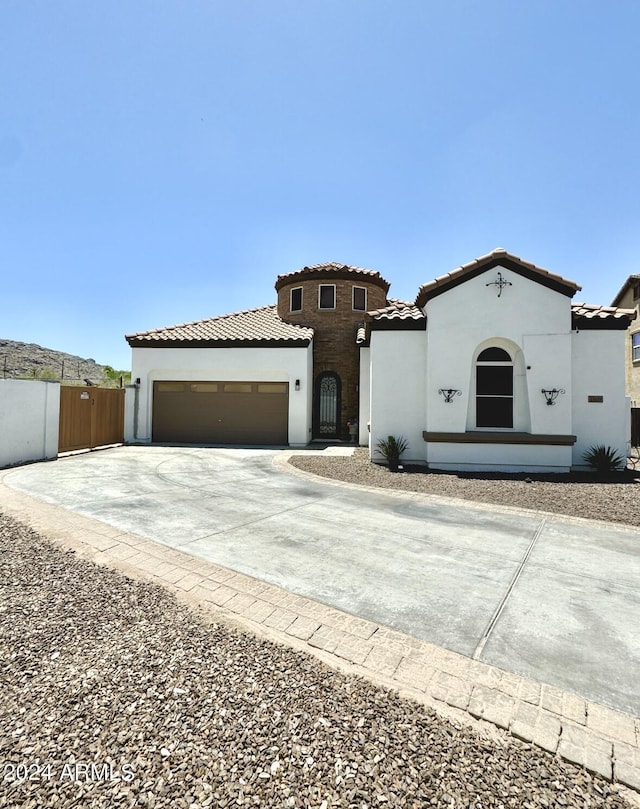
left=571, top=330, right=630, bottom=467
left=0, top=380, right=59, bottom=467
left=369, top=331, right=426, bottom=463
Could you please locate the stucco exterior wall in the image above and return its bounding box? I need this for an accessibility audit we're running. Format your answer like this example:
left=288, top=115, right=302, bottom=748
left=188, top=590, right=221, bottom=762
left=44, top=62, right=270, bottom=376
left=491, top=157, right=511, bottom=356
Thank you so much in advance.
left=369, top=331, right=426, bottom=463
left=615, top=286, right=640, bottom=406
left=129, top=344, right=313, bottom=445
left=0, top=379, right=59, bottom=467
left=368, top=265, right=628, bottom=472
left=421, top=266, right=574, bottom=471
left=571, top=330, right=630, bottom=467
left=358, top=346, right=371, bottom=446
left=425, top=442, right=572, bottom=471
left=123, top=385, right=138, bottom=444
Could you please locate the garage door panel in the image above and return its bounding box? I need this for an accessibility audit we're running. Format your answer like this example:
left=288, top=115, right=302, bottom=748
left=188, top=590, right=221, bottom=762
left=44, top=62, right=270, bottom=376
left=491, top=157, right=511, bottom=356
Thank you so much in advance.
left=152, top=381, right=288, bottom=445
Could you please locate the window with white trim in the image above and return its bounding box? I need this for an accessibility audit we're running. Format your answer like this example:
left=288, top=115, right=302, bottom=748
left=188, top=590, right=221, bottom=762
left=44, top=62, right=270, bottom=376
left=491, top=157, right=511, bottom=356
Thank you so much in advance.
left=353, top=286, right=366, bottom=311
left=290, top=287, right=302, bottom=312
left=633, top=333, right=640, bottom=362
left=318, top=284, right=336, bottom=309
left=476, top=347, right=513, bottom=428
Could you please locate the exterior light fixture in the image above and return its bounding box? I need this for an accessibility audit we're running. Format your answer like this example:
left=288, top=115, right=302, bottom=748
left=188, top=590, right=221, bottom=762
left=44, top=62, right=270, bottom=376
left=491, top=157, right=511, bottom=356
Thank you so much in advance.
left=438, top=388, right=462, bottom=403
left=541, top=388, right=565, bottom=406
left=295, top=379, right=300, bottom=391
left=485, top=271, right=512, bottom=297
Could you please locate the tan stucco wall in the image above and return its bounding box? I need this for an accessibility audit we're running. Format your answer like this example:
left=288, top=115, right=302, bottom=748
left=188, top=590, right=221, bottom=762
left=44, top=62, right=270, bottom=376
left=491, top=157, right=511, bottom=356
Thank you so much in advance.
left=616, top=287, right=640, bottom=405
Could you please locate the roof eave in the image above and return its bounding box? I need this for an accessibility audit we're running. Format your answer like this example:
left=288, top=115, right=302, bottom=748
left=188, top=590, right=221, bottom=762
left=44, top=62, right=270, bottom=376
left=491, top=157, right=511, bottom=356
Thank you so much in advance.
left=369, top=317, right=427, bottom=333
left=126, top=337, right=312, bottom=349
left=571, top=315, right=635, bottom=331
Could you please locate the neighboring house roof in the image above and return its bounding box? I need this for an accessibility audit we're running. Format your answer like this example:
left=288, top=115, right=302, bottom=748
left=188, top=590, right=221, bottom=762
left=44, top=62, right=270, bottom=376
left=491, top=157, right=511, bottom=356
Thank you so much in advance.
left=275, top=262, right=390, bottom=293
left=126, top=305, right=314, bottom=348
left=415, top=248, right=582, bottom=307
left=571, top=302, right=636, bottom=330
left=611, top=274, right=640, bottom=307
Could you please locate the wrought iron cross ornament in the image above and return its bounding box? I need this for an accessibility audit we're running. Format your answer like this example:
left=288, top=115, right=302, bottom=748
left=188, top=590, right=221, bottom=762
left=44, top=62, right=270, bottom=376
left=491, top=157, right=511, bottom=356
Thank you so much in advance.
left=486, top=271, right=512, bottom=297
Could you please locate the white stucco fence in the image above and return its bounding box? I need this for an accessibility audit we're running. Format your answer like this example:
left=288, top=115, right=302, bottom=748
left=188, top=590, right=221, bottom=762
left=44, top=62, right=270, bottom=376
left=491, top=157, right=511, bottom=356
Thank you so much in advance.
left=0, top=379, right=60, bottom=468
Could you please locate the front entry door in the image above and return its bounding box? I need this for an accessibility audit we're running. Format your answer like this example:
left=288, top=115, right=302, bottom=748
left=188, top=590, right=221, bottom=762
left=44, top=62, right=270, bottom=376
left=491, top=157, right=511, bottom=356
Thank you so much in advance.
left=314, top=372, right=341, bottom=439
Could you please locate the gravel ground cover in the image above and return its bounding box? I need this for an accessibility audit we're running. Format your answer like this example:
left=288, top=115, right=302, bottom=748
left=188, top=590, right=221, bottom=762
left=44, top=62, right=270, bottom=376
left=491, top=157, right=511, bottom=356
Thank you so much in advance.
left=288, top=449, right=640, bottom=528
left=1, top=514, right=635, bottom=808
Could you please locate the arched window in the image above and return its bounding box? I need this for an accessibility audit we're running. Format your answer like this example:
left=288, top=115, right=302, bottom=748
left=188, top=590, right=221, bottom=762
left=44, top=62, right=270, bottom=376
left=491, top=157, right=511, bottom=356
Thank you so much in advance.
left=476, top=347, right=513, bottom=428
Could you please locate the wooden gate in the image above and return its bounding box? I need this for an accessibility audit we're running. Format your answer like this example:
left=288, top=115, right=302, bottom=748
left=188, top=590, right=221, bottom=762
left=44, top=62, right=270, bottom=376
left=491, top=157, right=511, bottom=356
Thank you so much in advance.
left=59, top=386, right=125, bottom=453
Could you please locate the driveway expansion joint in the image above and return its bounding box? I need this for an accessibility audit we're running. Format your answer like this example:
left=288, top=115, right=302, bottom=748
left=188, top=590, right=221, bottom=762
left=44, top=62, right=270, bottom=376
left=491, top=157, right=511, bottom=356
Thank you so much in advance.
left=473, top=516, right=547, bottom=660
left=1, top=471, right=638, bottom=800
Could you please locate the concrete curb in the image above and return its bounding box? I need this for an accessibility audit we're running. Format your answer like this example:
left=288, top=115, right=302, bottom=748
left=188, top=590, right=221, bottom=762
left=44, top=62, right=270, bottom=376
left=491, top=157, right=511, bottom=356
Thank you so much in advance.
left=1, top=468, right=638, bottom=800
left=276, top=449, right=640, bottom=535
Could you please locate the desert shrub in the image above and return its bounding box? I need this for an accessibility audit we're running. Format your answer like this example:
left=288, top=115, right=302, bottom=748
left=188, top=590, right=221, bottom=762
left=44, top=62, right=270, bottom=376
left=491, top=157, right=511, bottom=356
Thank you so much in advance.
left=376, top=435, right=408, bottom=471
left=582, top=445, right=625, bottom=475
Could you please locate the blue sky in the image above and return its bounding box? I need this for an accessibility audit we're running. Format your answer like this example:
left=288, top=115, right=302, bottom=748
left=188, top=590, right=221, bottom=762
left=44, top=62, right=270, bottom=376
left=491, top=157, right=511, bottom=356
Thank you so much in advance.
left=2, top=1, right=639, bottom=371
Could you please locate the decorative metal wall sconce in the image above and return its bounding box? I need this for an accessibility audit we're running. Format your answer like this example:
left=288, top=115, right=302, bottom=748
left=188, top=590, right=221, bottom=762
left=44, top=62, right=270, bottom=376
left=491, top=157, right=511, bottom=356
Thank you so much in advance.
left=541, top=388, right=565, bottom=406
left=486, top=271, right=512, bottom=297
left=438, top=388, right=462, bottom=403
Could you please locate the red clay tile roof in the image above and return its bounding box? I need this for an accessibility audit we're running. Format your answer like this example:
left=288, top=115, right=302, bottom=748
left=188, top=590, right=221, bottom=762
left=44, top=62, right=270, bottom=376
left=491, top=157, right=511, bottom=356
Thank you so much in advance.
left=571, top=302, right=636, bottom=329
left=275, top=262, right=390, bottom=293
left=415, top=248, right=582, bottom=306
left=357, top=299, right=426, bottom=345
left=368, top=300, right=424, bottom=322
left=126, top=305, right=313, bottom=347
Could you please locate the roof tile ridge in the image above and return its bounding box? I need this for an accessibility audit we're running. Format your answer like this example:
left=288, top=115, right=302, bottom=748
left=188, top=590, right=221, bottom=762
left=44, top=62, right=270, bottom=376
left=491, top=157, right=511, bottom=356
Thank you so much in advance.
left=126, top=304, right=280, bottom=338
left=385, top=297, right=417, bottom=308
left=222, top=303, right=276, bottom=318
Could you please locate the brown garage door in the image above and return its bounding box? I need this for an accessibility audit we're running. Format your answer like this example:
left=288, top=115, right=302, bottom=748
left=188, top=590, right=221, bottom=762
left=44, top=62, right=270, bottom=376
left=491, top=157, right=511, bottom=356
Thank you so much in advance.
left=152, top=381, right=289, bottom=445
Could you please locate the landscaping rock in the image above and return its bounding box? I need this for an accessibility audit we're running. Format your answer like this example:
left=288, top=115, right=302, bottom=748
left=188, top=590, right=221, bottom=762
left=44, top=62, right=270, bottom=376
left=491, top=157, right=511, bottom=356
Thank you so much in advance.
left=0, top=514, right=634, bottom=808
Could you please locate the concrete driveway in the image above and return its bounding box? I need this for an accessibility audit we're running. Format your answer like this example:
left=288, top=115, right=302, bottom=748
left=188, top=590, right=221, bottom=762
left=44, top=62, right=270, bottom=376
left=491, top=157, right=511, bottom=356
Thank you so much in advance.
left=5, top=445, right=640, bottom=716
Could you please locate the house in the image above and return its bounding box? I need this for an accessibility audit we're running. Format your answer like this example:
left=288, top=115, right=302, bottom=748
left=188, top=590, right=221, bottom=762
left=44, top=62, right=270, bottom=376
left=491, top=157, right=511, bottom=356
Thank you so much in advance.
left=611, top=274, right=640, bottom=407
left=125, top=249, right=636, bottom=471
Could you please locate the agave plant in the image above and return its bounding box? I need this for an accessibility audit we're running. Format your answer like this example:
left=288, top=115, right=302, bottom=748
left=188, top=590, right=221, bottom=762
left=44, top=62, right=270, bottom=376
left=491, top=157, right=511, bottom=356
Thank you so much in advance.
left=376, top=435, right=408, bottom=471
left=582, top=444, right=626, bottom=476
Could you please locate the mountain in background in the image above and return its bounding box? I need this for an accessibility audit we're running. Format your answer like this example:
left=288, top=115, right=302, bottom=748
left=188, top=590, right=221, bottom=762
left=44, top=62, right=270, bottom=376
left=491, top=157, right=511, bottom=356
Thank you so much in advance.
left=0, top=339, right=127, bottom=384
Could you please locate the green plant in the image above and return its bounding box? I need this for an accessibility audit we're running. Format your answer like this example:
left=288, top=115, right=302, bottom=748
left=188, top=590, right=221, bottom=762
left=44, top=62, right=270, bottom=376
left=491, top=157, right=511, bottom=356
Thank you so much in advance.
left=376, top=435, right=408, bottom=471
left=103, top=365, right=132, bottom=387
left=582, top=444, right=626, bottom=475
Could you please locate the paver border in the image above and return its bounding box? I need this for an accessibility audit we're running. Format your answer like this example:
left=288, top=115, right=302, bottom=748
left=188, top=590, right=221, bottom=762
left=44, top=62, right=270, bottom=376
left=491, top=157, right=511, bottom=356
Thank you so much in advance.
left=1, top=465, right=639, bottom=801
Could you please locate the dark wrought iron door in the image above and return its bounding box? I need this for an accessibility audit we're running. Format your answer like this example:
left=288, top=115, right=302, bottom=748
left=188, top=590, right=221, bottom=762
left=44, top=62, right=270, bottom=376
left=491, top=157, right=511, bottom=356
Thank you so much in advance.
left=314, top=372, right=341, bottom=438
